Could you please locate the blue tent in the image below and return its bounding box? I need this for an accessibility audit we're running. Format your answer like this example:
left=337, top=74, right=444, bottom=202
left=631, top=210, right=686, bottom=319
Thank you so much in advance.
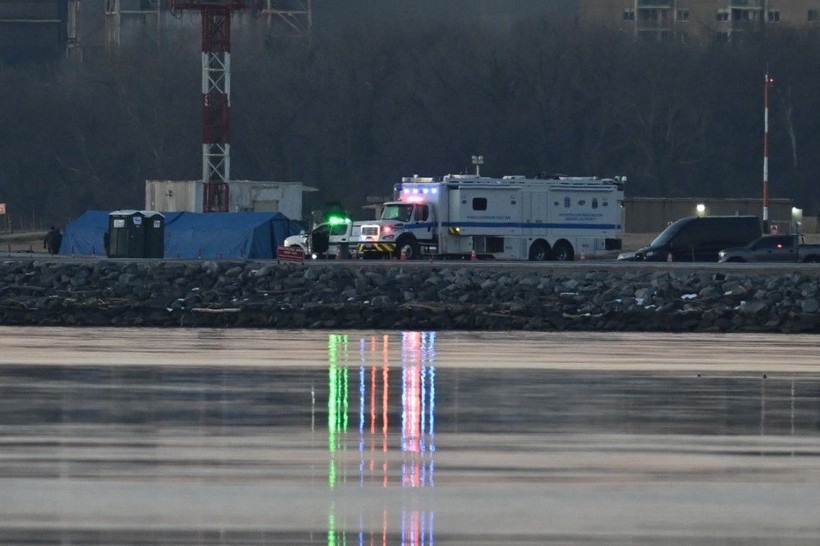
left=163, top=212, right=302, bottom=259
left=59, top=210, right=111, bottom=257
left=60, top=210, right=303, bottom=259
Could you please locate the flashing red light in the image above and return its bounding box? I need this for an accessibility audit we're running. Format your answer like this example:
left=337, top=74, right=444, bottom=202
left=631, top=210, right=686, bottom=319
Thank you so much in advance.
left=404, top=195, right=426, bottom=204
left=382, top=225, right=394, bottom=235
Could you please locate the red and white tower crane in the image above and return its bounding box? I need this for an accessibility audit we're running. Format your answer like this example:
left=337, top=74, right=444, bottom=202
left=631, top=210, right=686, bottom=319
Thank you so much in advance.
left=170, top=1, right=248, bottom=212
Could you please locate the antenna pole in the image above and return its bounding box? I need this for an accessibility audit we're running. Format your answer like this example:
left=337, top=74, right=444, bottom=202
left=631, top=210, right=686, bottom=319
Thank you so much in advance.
left=762, top=72, right=773, bottom=232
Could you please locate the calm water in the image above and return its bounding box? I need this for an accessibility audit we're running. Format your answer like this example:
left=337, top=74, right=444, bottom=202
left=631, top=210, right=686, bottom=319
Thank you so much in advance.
left=1, top=328, right=820, bottom=545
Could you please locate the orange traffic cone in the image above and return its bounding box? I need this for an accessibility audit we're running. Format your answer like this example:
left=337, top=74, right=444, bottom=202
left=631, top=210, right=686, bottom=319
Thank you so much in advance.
left=470, top=249, right=478, bottom=261
left=579, top=248, right=586, bottom=261
left=400, top=247, right=407, bottom=261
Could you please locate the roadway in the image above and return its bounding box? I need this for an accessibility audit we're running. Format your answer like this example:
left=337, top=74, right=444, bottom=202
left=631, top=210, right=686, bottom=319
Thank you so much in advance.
left=4, top=250, right=820, bottom=274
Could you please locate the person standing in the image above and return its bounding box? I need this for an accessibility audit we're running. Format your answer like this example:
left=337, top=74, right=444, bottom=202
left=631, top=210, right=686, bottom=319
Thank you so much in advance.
left=50, top=227, right=63, bottom=256
left=103, top=230, right=110, bottom=257
left=43, top=226, right=56, bottom=255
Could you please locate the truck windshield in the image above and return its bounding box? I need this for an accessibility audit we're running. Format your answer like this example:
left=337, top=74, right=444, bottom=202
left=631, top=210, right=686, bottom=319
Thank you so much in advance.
left=381, top=204, right=414, bottom=222
left=650, top=218, right=687, bottom=248
left=330, top=223, right=349, bottom=236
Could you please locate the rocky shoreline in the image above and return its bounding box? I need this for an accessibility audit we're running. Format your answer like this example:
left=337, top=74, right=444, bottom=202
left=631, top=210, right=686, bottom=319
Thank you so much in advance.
left=1, top=259, right=819, bottom=333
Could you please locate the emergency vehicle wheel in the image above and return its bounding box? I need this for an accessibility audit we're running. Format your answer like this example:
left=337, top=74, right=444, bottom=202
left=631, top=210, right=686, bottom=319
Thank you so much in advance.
left=396, top=237, right=420, bottom=260
left=552, top=241, right=574, bottom=261
left=528, top=241, right=549, bottom=261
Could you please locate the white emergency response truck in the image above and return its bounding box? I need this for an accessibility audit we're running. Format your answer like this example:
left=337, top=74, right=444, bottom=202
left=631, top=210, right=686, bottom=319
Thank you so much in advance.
left=356, top=174, right=624, bottom=261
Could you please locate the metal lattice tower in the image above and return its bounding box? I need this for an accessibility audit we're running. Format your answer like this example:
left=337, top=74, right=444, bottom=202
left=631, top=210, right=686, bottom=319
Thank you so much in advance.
left=259, top=0, right=312, bottom=37
left=104, top=0, right=162, bottom=49
left=171, top=1, right=247, bottom=212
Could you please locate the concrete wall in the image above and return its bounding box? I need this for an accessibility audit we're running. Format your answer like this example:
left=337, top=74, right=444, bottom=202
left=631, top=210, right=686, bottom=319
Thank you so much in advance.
left=624, top=197, right=794, bottom=233
left=145, top=180, right=199, bottom=214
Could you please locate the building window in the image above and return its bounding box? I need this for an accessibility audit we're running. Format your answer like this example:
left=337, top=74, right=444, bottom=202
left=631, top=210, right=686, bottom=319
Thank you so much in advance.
left=716, top=9, right=729, bottom=22
left=733, top=9, right=756, bottom=22
left=638, top=8, right=656, bottom=22
left=768, top=10, right=780, bottom=22
left=677, top=9, right=689, bottom=22
left=809, top=9, right=820, bottom=21
left=623, top=9, right=635, bottom=21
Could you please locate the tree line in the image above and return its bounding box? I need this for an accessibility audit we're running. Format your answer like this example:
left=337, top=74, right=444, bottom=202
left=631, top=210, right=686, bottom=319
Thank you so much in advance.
left=1, top=18, right=820, bottom=229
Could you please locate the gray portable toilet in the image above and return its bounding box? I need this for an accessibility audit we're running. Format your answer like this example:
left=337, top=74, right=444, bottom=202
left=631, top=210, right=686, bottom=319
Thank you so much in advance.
left=143, top=211, right=165, bottom=259
left=108, top=210, right=146, bottom=258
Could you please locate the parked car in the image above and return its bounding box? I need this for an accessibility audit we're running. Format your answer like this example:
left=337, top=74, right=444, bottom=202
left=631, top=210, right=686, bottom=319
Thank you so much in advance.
left=718, top=234, right=820, bottom=263
left=617, top=215, right=761, bottom=262
left=282, top=220, right=359, bottom=259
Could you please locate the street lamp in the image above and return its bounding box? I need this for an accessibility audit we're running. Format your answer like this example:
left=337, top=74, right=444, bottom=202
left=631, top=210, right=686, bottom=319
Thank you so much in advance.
left=792, top=207, right=803, bottom=234
left=471, top=155, right=484, bottom=176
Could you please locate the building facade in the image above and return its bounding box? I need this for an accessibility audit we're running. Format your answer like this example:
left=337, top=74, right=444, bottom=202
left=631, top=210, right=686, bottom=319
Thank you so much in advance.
left=623, top=197, right=795, bottom=233
left=145, top=179, right=316, bottom=221
left=579, top=0, right=820, bottom=43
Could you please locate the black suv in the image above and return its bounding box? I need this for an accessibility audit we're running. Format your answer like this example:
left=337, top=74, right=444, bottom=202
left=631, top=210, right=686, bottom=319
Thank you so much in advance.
left=617, top=216, right=761, bottom=262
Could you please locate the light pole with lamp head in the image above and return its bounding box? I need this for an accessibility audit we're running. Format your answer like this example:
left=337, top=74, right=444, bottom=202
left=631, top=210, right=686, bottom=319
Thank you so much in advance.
left=471, top=155, right=484, bottom=176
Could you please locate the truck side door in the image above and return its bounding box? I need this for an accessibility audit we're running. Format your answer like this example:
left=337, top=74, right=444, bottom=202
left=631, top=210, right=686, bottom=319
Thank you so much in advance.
left=310, top=223, right=331, bottom=256
left=412, top=204, right=433, bottom=240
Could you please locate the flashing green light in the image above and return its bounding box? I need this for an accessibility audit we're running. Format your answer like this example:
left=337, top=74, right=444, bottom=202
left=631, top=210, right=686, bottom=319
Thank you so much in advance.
left=327, top=216, right=351, bottom=226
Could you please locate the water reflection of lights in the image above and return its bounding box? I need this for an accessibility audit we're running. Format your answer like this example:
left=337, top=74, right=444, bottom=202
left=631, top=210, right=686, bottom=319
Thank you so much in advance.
left=401, top=331, right=436, bottom=488
left=327, top=332, right=436, bottom=545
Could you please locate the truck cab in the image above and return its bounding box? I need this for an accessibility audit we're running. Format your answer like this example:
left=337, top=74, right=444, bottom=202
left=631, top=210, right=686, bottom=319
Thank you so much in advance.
left=358, top=200, right=437, bottom=259
left=718, top=234, right=820, bottom=263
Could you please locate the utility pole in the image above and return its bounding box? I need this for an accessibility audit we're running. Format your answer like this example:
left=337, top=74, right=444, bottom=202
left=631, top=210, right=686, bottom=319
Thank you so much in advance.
left=170, top=1, right=248, bottom=212
left=762, top=71, right=774, bottom=232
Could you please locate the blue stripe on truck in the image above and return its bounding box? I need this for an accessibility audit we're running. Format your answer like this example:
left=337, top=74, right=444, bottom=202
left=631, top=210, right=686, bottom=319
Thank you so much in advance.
left=440, top=222, right=622, bottom=230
